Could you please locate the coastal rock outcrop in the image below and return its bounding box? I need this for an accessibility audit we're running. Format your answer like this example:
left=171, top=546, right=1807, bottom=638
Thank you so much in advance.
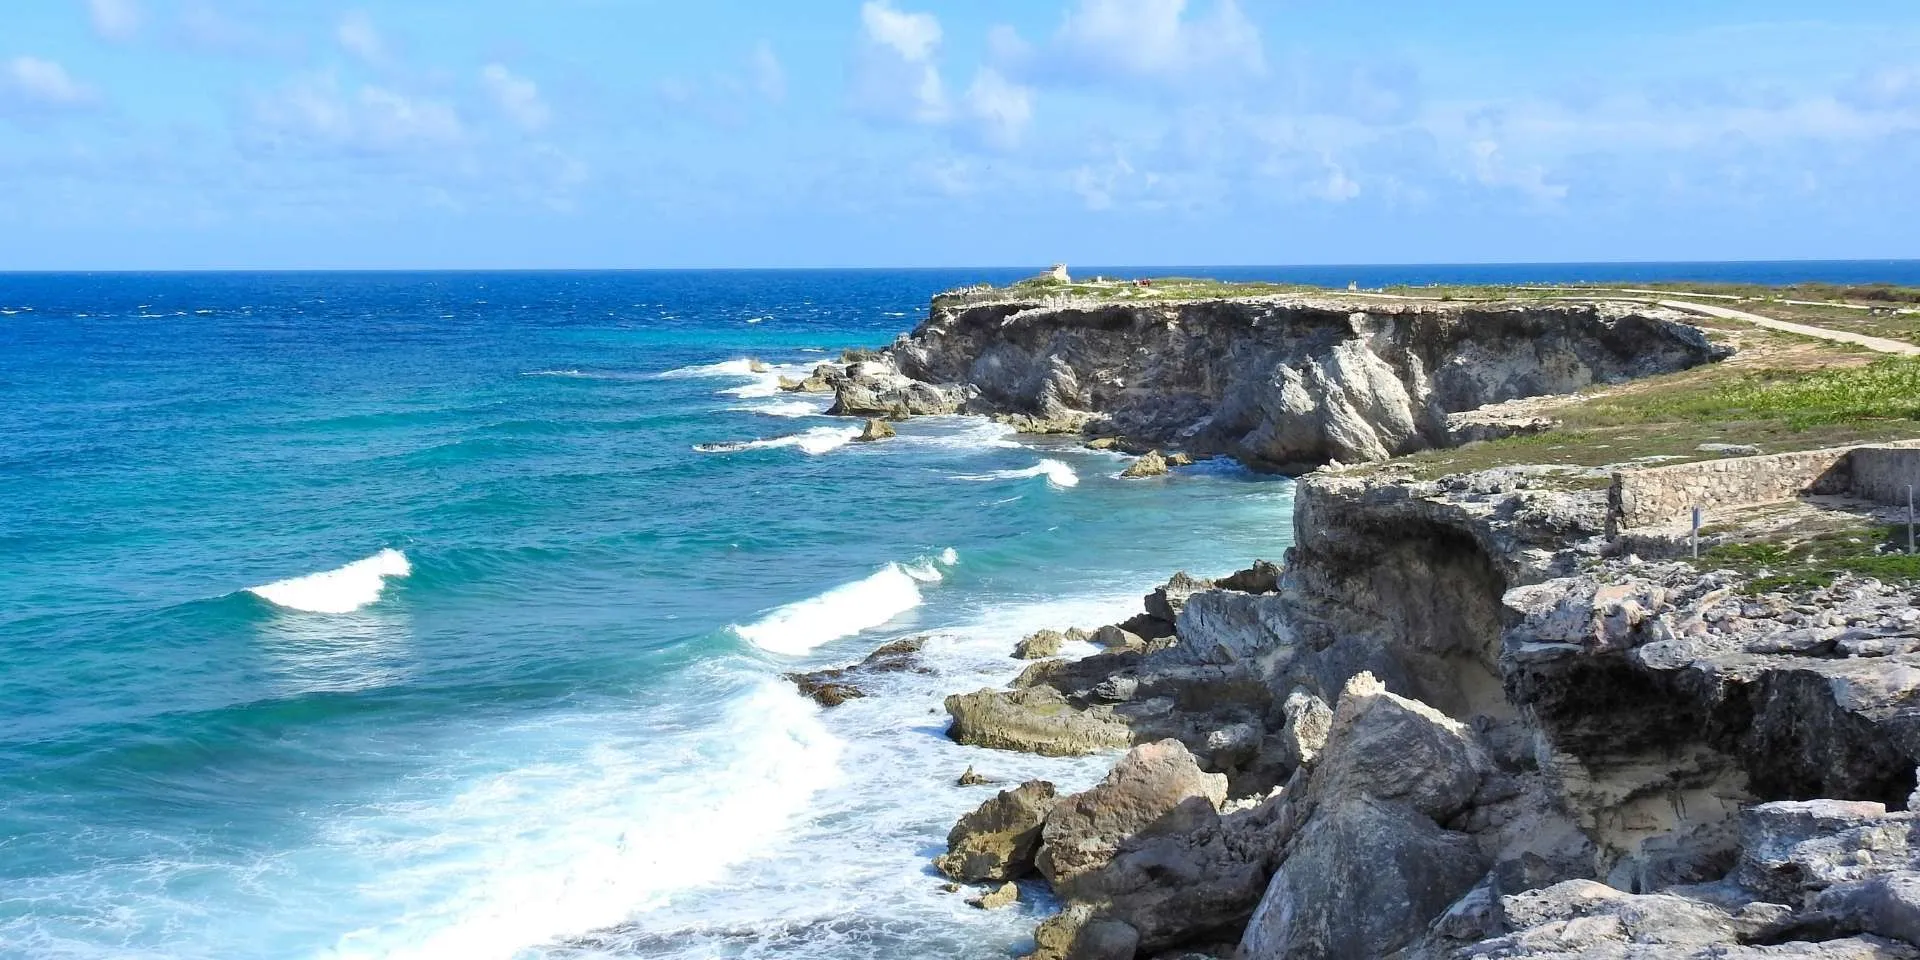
left=784, top=637, right=928, bottom=706
left=888, top=296, right=1726, bottom=471
left=936, top=780, right=1059, bottom=882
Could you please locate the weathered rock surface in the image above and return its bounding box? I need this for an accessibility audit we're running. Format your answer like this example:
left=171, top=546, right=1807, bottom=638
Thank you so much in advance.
left=784, top=637, right=927, bottom=706
left=889, top=296, right=1726, bottom=471
left=945, top=685, right=1134, bottom=756
left=1121, top=451, right=1170, bottom=478
left=1016, top=629, right=1067, bottom=659
left=855, top=417, right=895, bottom=441
left=969, top=881, right=1020, bottom=910
left=936, top=780, right=1059, bottom=882
left=824, top=356, right=968, bottom=418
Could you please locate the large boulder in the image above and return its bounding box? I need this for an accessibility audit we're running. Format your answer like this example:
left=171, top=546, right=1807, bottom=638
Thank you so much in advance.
left=1037, top=740, right=1229, bottom=891
left=1016, top=629, right=1067, bottom=660
left=1239, top=795, right=1486, bottom=959
left=934, top=780, right=1059, bottom=882
left=1237, top=674, right=1496, bottom=959
left=945, top=685, right=1134, bottom=756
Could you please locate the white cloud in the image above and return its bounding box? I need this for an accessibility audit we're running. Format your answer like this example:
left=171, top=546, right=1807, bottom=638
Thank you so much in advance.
left=482, top=63, right=550, bottom=132
left=87, top=0, right=141, bottom=42
left=1049, top=0, right=1264, bottom=87
left=965, top=68, right=1033, bottom=149
left=861, top=0, right=941, bottom=61
left=851, top=1, right=947, bottom=124
left=751, top=40, right=786, bottom=102
left=336, top=10, right=384, bottom=63
left=2, top=56, right=97, bottom=111
left=245, top=73, right=463, bottom=153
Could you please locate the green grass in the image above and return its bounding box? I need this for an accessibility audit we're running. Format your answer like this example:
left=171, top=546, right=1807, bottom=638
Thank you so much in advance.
left=1579, top=358, right=1920, bottom=429
left=1700, top=523, right=1920, bottom=591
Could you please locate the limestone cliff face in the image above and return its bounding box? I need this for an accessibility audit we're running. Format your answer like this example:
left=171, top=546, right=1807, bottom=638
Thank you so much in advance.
left=889, top=296, right=1725, bottom=470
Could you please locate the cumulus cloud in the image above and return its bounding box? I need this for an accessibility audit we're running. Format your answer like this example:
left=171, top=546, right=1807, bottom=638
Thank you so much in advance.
left=1, top=56, right=98, bottom=114
left=87, top=0, right=142, bottom=42
left=482, top=63, right=550, bottom=132
left=336, top=10, right=384, bottom=63
left=1045, top=0, right=1264, bottom=88
left=244, top=73, right=463, bottom=154
left=850, top=0, right=947, bottom=124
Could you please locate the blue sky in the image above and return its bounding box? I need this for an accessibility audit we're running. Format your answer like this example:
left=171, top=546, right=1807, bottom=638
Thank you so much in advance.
left=3, top=0, right=1919, bottom=268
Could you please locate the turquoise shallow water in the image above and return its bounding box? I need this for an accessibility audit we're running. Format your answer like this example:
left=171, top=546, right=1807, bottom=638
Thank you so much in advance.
left=5, top=264, right=1916, bottom=959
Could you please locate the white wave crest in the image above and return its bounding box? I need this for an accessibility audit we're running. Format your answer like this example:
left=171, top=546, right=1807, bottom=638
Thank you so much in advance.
left=729, top=398, right=828, bottom=418
left=734, top=564, right=929, bottom=655
left=952, top=458, right=1080, bottom=489
left=246, top=549, right=411, bottom=614
left=695, top=426, right=859, bottom=456
left=657, top=358, right=760, bottom=379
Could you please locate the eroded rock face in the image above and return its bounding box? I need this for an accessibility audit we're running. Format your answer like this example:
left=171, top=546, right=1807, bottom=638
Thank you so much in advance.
left=825, top=356, right=967, bottom=418
left=935, top=780, right=1059, bottom=882
left=945, top=685, right=1134, bottom=756
left=890, top=297, right=1724, bottom=471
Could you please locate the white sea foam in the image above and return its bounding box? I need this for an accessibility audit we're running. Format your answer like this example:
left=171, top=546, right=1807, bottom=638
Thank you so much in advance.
left=246, top=549, right=412, bottom=614
left=952, top=458, right=1080, bottom=489
left=728, top=398, right=828, bottom=418
left=323, top=680, right=844, bottom=960
left=660, top=357, right=817, bottom=400
left=657, top=358, right=759, bottom=379
left=695, top=425, right=859, bottom=456
left=734, top=558, right=948, bottom=656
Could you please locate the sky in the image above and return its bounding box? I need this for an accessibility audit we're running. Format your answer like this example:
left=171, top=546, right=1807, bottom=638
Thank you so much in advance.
left=2, top=0, right=1919, bottom=269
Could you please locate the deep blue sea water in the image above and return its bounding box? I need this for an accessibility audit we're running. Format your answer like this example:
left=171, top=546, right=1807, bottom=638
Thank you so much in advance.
left=4, top=263, right=1916, bottom=960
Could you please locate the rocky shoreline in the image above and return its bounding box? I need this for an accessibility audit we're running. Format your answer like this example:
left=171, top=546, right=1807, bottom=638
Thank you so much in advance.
left=787, top=290, right=1920, bottom=959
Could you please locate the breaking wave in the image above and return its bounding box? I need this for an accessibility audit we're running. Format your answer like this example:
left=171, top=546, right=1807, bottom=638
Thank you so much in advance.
left=732, top=551, right=958, bottom=656
left=246, top=549, right=412, bottom=614
left=951, top=458, right=1080, bottom=489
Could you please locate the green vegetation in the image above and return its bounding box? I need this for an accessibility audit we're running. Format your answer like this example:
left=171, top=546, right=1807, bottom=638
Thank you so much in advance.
left=1699, top=522, right=1920, bottom=591
left=1390, top=351, right=1920, bottom=481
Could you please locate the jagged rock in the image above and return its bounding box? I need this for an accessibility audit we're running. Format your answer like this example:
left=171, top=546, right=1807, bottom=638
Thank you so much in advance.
left=945, top=685, right=1134, bottom=756
left=1147, top=571, right=1214, bottom=623
left=1214, top=560, right=1282, bottom=595
left=826, top=356, right=965, bottom=417
left=855, top=417, right=895, bottom=442
left=1808, top=874, right=1920, bottom=948
left=1238, top=674, right=1495, bottom=960
left=1167, top=452, right=1196, bottom=467
left=1737, top=801, right=1916, bottom=906
left=968, top=881, right=1020, bottom=910
left=1278, top=689, right=1332, bottom=769
left=784, top=638, right=927, bottom=706
left=1122, top=451, right=1170, bottom=478
left=1037, top=740, right=1228, bottom=890
left=936, top=780, right=1059, bottom=882
left=1065, top=627, right=1093, bottom=644
left=1086, top=437, right=1121, bottom=450
left=748, top=359, right=770, bottom=374
left=1016, top=629, right=1067, bottom=659
left=780, top=363, right=840, bottom=393
left=958, top=765, right=994, bottom=786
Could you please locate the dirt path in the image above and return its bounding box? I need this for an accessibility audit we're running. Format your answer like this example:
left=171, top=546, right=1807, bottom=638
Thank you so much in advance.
left=1652, top=299, right=1920, bottom=357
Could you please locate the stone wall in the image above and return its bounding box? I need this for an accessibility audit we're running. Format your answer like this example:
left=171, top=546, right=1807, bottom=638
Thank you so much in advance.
left=1851, top=446, right=1920, bottom=509
left=1608, top=440, right=1920, bottom=531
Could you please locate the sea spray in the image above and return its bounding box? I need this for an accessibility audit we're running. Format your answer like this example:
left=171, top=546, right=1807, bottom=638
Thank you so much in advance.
left=247, top=549, right=412, bottom=614
left=733, top=551, right=959, bottom=655
left=951, top=458, right=1080, bottom=489
left=325, top=680, right=844, bottom=960
left=694, top=426, right=861, bottom=456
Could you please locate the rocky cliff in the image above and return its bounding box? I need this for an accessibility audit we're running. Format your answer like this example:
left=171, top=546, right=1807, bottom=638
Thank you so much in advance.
left=920, top=465, right=1920, bottom=959
left=875, top=296, right=1726, bottom=470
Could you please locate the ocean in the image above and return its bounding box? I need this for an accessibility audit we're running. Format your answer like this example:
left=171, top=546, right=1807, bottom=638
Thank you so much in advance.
left=3, top=263, right=1915, bottom=960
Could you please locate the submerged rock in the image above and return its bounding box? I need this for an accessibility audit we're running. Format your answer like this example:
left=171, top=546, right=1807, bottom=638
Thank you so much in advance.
left=783, top=638, right=927, bottom=707
left=855, top=417, right=895, bottom=442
